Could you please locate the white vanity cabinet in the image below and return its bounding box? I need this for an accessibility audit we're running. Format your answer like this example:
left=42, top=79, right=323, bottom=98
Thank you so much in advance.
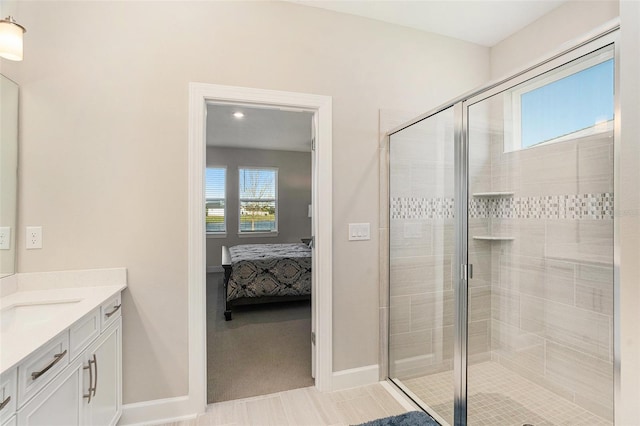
left=17, top=359, right=84, bottom=425
left=1, top=417, right=16, bottom=426
left=0, top=368, right=17, bottom=426
left=82, top=318, right=121, bottom=426
left=6, top=293, right=123, bottom=426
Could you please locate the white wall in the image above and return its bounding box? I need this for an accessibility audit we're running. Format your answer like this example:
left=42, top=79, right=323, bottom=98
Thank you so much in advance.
left=618, top=1, right=640, bottom=423
left=490, top=0, right=619, bottom=79
left=2, top=1, right=490, bottom=404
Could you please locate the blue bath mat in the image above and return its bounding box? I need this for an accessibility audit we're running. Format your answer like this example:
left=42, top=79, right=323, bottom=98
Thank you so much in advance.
left=356, top=410, right=440, bottom=426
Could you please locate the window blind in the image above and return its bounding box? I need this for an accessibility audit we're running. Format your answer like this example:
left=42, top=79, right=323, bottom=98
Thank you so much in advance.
left=206, top=167, right=226, bottom=233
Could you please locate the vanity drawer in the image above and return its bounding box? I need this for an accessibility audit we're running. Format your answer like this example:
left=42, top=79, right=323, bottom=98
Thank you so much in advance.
left=0, top=368, right=17, bottom=424
left=17, top=332, right=69, bottom=407
left=100, top=294, right=121, bottom=332
left=69, top=308, right=100, bottom=361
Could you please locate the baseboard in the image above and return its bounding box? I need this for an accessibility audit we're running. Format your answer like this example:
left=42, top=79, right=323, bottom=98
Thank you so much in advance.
left=119, top=395, right=197, bottom=426
left=332, top=364, right=379, bottom=391
left=207, top=265, right=223, bottom=273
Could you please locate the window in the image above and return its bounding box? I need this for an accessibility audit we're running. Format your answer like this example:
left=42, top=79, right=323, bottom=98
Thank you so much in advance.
left=505, top=47, right=614, bottom=152
left=238, top=167, right=278, bottom=233
left=206, top=167, right=226, bottom=234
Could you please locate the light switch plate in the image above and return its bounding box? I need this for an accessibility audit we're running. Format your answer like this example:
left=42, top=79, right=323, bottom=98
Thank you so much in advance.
left=0, top=227, right=10, bottom=250
left=348, top=223, right=370, bottom=241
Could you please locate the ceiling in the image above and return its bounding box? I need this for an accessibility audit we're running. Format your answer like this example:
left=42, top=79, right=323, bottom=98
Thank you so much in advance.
left=206, top=104, right=313, bottom=152
left=288, top=0, right=566, bottom=47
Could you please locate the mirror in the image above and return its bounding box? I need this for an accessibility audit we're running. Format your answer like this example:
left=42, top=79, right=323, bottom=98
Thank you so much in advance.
left=0, top=73, right=18, bottom=277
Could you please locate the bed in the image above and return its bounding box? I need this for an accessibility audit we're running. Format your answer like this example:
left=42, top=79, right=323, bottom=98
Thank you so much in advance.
left=221, top=243, right=312, bottom=320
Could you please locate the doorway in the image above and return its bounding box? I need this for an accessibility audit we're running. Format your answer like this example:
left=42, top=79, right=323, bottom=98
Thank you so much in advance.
left=187, top=83, right=333, bottom=412
left=205, top=103, right=314, bottom=402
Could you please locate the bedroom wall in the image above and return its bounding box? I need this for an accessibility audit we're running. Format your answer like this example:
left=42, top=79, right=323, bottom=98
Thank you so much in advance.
left=206, top=147, right=312, bottom=267
left=2, top=0, right=490, bottom=405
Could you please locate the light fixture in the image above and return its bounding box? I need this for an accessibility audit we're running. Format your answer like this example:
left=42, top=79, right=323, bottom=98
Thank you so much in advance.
left=0, top=16, right=26, bottom=61
left=233, top=111, right=245, bottom=119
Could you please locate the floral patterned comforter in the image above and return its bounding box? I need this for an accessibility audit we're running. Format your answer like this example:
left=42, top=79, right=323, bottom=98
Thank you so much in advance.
left=227, top=243, right=312, bottom=302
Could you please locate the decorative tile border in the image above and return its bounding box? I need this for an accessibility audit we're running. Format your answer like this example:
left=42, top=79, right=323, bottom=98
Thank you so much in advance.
left=391, top=193, right=613, bottom=220
left=390, top=197, right=455, bottom=219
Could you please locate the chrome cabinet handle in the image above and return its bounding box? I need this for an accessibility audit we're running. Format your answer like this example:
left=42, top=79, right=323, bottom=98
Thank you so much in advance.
left=92, top=354, right=98, bottom=397
left=83, top=356, right=96, bottom=403
left=105, top=304, right=121, bottom=318
left=83, top=360, right=93, bottom=403
left=31, top=350, right=67, bottom=380
left=0, top=395, right=10, bottom=411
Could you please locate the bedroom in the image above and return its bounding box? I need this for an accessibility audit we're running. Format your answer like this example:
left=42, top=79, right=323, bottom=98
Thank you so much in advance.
left=204, top=103, right=315, bottom=403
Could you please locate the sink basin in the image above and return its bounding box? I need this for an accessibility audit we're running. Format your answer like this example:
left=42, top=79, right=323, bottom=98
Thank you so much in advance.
left=1, top=299, right=82, bottom=333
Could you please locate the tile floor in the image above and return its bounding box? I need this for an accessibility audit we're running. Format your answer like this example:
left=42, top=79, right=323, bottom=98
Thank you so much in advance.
left=402, top=361, right=611, bottom=426
left=161, top=383, right=411, bottom=426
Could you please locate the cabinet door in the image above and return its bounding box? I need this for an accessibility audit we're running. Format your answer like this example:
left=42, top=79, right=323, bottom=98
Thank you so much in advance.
left=2, top=415, right=18, bottom=426
left=17, top=360, right=83, bottom=426
left=84, top=318, right=121, bottom=426
left=1, top=415, right=16, bottom=426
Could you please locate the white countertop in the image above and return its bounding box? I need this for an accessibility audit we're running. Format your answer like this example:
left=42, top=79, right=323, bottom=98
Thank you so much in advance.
left=0, top=269, right=126, bottom=375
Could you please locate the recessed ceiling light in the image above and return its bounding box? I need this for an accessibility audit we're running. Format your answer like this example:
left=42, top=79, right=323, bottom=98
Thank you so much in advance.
left=233, top=112, right=244, bottom=119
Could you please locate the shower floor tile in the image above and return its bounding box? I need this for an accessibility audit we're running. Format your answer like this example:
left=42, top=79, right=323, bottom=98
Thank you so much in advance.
left=400, top=361, right=611, bottom=426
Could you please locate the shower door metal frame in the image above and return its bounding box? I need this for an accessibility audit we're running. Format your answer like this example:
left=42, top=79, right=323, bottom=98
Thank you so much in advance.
left=460, top=27, right=620, bottom=425
left=386, top=22, right=620, bottom=426
left=453, top=101, right=467, bottom=426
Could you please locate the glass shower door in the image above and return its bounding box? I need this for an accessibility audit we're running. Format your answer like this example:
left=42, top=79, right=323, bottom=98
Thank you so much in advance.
left=388, top=106, right=456, bottom=425
left=465, top=44, right=615, bottom=425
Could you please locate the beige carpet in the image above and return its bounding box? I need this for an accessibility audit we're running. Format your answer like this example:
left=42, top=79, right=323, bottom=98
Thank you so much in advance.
left=206, top=272, right=314, bottom=403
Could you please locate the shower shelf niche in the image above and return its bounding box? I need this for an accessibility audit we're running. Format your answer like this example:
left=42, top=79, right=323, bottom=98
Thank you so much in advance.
left=472, top=192, right=514, bottom=197
left=471, top=192, right=514, bottom=240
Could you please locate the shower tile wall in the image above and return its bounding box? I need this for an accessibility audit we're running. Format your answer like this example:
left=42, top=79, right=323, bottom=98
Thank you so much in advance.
left=478, top=126, right=615, bottom=421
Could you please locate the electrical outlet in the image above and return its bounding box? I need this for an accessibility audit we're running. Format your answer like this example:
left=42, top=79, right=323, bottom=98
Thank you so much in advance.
left=26, top=226, right=43, bottom=249
left=0, top=227, right=11, bottom=250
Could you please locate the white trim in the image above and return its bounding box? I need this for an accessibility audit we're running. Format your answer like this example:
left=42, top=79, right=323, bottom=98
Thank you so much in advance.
left=391, top=380, right=450, bottom=426
left=186, top=83, right=333, bottom=421
left=206, top=232, right=227, bottom=239
left=379, top=381, right=419, bottom=412
left=504, top=47, right=614, bottom=152
left=119, top=396, right=195, bottom=426
left=207, top=266, right=223, bottom=273
left=331, top=364, right=379, bottom=390
left=237, top=231, right=279, bottom=238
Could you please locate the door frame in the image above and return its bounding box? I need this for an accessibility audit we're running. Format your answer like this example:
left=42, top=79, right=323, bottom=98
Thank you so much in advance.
left=187, top=83, right=333, bottom=413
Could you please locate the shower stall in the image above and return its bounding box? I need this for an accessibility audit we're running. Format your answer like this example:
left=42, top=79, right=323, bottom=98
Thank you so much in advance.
left=386, top=28, right=617, bottom=425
